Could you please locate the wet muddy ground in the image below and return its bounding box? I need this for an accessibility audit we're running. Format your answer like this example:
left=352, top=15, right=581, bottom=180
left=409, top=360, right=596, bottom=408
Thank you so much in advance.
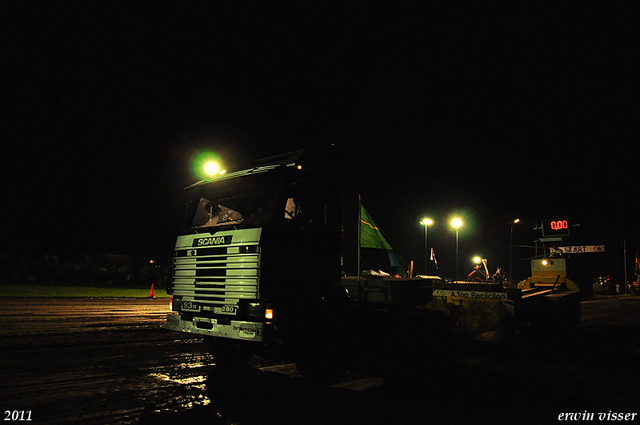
left=1, top=296, right=639, bottom=424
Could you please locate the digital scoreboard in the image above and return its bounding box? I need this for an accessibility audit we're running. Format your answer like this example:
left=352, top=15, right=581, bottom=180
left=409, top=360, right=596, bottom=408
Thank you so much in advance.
left=541, top=218, right=570, bottom=237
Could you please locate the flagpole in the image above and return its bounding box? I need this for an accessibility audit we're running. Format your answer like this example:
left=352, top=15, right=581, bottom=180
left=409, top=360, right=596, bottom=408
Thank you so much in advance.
left=357, top=194, right=362, bottom=304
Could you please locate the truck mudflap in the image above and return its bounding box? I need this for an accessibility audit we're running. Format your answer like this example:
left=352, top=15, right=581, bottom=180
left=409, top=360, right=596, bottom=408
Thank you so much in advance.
left=166, top=313, right=268, bottom=342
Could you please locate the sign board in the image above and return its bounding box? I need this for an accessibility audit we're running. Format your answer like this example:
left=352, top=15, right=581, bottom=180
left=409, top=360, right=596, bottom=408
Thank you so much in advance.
left=550, top=245, right=605, bottom=254
left=432, top=289, right=508, bottom=304
left=537, top=236, right=567, bottom=243
left=542, top=219, right=570, bottom=237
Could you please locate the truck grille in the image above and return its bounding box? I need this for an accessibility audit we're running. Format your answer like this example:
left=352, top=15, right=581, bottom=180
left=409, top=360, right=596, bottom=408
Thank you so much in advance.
left=172, top=244, right=260, bottom=309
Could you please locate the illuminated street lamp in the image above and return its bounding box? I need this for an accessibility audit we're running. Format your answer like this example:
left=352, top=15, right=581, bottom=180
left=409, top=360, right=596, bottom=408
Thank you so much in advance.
left=509, top=218, right=520, bottom=280
left=451, top=217, right=463, bottom=280
left=420, top=218, right=433, bottom=275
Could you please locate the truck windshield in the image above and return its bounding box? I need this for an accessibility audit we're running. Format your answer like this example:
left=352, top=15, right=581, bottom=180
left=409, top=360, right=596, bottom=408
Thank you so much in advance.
left=183, top=173, right=283, bottom=231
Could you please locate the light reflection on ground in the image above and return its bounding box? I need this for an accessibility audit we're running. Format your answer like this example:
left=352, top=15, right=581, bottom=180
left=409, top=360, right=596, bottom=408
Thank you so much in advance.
left=148, top=372, right=207, bottom=387
left=2, top=297, right=640, bottom=424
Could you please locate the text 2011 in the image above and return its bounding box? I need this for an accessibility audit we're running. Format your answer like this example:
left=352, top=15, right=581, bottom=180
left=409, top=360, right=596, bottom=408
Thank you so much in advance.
left=4, top=411, right=32, bottom=422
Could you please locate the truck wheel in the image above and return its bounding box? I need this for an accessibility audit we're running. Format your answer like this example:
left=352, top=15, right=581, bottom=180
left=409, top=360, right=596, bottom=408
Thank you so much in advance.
left=205, top=337, right=255, bottom=366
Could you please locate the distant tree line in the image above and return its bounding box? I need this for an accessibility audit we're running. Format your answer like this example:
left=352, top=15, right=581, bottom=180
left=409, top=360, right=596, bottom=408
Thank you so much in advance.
left=0, top=252, right=170, bottom=287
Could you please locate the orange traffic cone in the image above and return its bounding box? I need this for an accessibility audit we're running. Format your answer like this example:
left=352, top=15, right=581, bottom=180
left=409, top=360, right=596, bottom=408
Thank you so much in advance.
left=149, top=283, right=156, bottom=298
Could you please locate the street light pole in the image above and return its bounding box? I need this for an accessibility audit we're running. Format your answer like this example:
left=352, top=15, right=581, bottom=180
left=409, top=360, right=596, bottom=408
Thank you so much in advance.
left=455, top=229, right=459, bottom=280
left=509, top=218, right=520, bottom=280
left=451, top=218, right=463, bottom=281
left=421, top=218, right=433, bottom=275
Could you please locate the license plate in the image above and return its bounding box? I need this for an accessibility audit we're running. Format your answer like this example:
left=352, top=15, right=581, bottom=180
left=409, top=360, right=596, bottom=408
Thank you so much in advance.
left=182, top=300, right=200, bottom=311
left=214, top=305, right=238, bottom=315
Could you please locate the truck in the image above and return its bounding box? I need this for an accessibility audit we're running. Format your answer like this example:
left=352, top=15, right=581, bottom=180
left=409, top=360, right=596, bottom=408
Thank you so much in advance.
left=166, top=146, right=355, bottom=382
left=165, top=146, right=582, bottom=380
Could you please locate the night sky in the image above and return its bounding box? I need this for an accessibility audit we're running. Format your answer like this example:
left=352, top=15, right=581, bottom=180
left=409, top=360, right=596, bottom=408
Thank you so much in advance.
left=4, top=2, right=639, bottom=281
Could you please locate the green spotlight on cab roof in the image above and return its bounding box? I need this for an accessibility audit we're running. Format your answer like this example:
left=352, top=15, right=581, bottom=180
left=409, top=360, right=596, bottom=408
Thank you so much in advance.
left=191, top=150, right=224, bottom=180
left=204, top=161, right=220, bottom=176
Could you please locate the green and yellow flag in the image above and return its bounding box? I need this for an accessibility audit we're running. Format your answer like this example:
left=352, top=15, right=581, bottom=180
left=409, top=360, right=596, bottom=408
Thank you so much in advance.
left=359, top=203, right=393, bottom=250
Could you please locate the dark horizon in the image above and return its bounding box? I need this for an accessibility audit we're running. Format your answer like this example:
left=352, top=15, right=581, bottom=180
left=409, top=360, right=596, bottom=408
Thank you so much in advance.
left=4, top=2, right=638, bottom=282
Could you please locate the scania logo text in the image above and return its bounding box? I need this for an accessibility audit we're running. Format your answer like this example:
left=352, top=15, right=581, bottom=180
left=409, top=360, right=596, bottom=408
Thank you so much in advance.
left=193, top=235, right=231, bottom=247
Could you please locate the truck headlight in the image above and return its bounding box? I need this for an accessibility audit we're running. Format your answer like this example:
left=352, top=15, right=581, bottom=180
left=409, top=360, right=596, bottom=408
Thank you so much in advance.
left=247, top=302, right=262, bottom=317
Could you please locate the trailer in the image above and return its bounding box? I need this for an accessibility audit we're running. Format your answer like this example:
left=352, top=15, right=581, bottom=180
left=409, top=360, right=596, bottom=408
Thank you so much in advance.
left=427, top=278, right=580, bottom=342
left=341, top=260, right=581, bottom=343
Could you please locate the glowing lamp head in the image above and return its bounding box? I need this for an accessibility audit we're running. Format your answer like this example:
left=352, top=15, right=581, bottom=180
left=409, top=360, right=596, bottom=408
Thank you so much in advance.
left=473, top=256, right=482, bottom=264
left=451, top=217, right=463, bottom=229
left=204, top=161, right=220, bottom=176
left=421, top=218, right=433, bottom=226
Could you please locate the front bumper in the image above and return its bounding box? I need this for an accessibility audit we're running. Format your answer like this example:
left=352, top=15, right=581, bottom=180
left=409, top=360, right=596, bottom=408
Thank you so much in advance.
left=166, top=313, right=267, bottom=342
